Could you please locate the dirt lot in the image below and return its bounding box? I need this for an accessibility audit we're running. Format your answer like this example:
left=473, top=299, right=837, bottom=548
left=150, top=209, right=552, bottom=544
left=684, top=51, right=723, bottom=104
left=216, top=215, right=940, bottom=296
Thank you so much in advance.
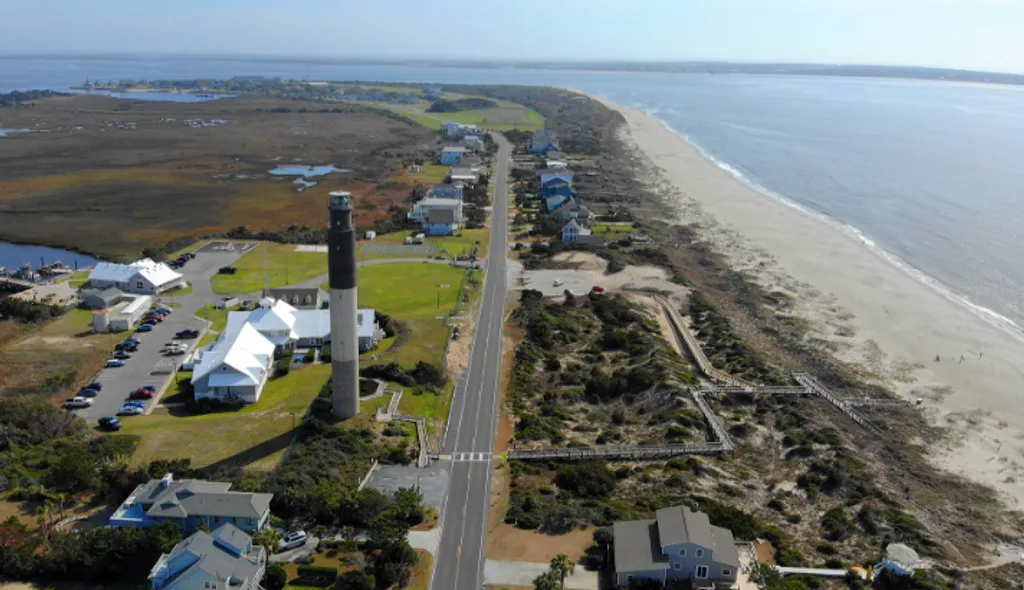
left=485, top=522, right=595, bottom=563
left=0, top=94, right=436, bottom=257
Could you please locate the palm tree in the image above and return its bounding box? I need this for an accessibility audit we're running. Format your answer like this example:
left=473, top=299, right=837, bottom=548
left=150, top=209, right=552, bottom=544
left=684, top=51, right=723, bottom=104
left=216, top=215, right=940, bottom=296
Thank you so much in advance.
left=533, top=570, right=559, bottom=590
left=54, top=492, right=68, bottom=522
left=253, top=527, right=283, bottom=552
left=550, top=553, right=575, bottom=590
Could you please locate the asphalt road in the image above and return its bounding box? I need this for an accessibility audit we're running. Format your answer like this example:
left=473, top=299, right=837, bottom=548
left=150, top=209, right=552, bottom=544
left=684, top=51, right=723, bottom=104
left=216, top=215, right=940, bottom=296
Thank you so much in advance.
left=432, top=135, right=510, bottom=590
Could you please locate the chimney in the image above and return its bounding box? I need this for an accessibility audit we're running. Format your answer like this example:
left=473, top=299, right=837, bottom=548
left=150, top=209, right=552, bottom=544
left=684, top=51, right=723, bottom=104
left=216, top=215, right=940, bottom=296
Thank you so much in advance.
left=160, top=472, right=174, bottom=489
left=327, top=192, right=359, bottom=419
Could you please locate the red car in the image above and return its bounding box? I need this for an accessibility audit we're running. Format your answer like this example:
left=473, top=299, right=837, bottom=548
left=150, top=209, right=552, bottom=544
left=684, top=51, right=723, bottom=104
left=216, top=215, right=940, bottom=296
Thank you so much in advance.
left=129, top=389, right=154, bottom=399
left=145, top=315, right=165, bottom=322
left=591, top=285, right=606, bottom=293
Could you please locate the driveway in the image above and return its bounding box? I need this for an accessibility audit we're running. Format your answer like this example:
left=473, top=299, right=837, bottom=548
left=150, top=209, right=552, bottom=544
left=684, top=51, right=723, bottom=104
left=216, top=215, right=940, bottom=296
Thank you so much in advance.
left=269, top=535, right=320, bottom=564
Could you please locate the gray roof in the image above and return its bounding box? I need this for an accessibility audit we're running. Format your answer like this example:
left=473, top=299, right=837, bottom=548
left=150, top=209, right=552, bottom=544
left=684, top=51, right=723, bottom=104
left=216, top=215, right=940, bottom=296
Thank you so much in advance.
left=156, top=524, right=260, bottom=589
left=656, top=506, right=715, bottom=549
left=212, top=522, right=251, bottom=553
left=135, top=476, right=272, bottom=520
left=442, top=146, right=467, bottom=153
left=577, top=235, right=605, bottom=247
left=710, top=526, right=740, bottom=567
left=428, top=208, right=457, bottom=224
left=265, top=287, right=324, bottom=307
left=81, top=287, right=123, bottom=307
left=614, top=520, right=669, bottom=573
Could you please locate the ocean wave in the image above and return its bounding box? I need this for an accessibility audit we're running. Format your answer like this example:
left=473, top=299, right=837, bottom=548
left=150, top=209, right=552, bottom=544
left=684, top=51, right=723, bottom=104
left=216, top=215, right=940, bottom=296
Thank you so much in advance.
left=647, top=114, right=1024, bottom=343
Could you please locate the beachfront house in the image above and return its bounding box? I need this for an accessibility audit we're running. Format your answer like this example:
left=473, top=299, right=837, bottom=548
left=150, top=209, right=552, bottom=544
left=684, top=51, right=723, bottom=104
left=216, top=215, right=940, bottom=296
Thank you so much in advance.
left=427, top=183, right=463, bottom=200
left=540, top=183, right=577, bottom=201
left=613, top=506, right=739, bottom=589
left=530, top=130, right=560, bottom=154
left=110, top=473, right=273, bottom=534
left=460, top=135, right=485, bottom=151
left=440, top=146, right=468, bottom=165
left=148, top=524, right=267, bottom=590
left=425, top=208, right=459, bottom=236
left=408, top=197, right=464, bottom=224
left=538, top=170, right=574, bottom=186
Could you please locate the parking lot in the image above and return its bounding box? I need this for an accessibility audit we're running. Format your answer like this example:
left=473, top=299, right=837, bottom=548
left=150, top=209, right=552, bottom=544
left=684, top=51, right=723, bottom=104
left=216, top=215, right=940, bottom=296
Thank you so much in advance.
left=360, top=243, right=437, bottom=255
left=73, top=308, right=207, bottom=422
left=73, top=244, right=250, bottom=423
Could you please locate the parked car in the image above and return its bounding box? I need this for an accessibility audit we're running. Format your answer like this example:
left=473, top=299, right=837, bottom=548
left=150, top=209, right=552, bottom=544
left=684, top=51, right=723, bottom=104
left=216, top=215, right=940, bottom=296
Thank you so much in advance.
left=123, top=344, right=139, bottom=352
left=553, top=279, right=564, bottom=287
left=155, top=307, right=173, bottom=315
left=98, top=417, right=122, bottom=431
left=117, top=405, right=144, bottom=416
left=106, top=359, right=126, bottom=368
left=113, top=350, right=132, bottom=360
left=124, top=338, right=140, bottom=345
left=183, top=252, right=196, bottom=260
left=140, top=385, right=156, bottom=392
left=175, top=329, right=199, bottom=339
left=168, top=261, right=181, bottom=269
left=591, top=285, right=605, bottom=293
left=136, top=324, right=153, bottom=333
left=218, top=266, right=238, bottom=275
left=78, top=388, right=99, bottom=398
left=279, top=531, right=308, bottom=550
left=86, top=381, right=103, bottom=391
left=64, top=397, right=93, bottom=409
left=122, top=400, right=146, bottom=408
left=129, top=389, right=154, bottom=399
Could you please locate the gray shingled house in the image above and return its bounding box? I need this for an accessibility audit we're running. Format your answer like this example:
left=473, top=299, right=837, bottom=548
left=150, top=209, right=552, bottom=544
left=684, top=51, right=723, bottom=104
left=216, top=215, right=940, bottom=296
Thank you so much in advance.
left=109, top=473, right=273, bottom=534
left=613, top=506, right=739, bottom=588
left=148, top=523, right=266, bottom=590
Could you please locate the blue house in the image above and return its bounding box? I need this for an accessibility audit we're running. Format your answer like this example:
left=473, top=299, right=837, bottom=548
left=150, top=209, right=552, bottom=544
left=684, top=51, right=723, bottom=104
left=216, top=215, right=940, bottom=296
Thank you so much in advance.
left=540, top=184, right=577, bottom=200
left=428, top=184, right=463, bottom=200
left=110, top=473, right=273, bottom=534
left=544, top=194, right=573, bottom=213
left=425, top=209, right=459, bottom=236
left=148, top=524, right=266, bottom=590
left=530, top=138, right=560, bottom=154
left=539, top=170, right=574, bottom=186
left=440, top=146, right=468, bottom=165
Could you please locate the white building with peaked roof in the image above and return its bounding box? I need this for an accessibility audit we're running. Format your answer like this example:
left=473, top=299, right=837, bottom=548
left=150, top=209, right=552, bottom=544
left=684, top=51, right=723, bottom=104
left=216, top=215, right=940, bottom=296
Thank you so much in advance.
left=191, top=298, right=384, bottom=404
left=88, top=258, right=185, bottom=294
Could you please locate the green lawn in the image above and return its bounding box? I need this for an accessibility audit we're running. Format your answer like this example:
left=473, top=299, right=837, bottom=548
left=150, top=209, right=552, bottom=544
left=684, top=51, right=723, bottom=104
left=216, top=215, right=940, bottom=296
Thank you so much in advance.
left=120, top=364, right=331, bottom=470
left=210, top=243, right=326, bottom=294
left=328, top=263, right=467, bottom=367
left=195, top=303, right=236, bottom=332
left=358, top=228, right=489, bottom=261
left=371, top=98, right=543, bottom=131
left=591, top=222, right=635, bottom=234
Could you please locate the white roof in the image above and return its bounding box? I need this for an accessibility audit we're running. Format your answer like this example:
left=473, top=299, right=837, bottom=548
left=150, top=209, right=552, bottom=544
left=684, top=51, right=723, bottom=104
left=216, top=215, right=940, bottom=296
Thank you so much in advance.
left=116, top=295, right=152, bottom=317
left=357, top=309, right=376, bottom=338
left=192, top=323, right=274, bottom=385
left=293, top=310, right=331, bottom=340
left=89, top=258, right=182, bottom=287
left=246, top=299, right=298, bottom=336
left=442, top=146, right=467, bottom=153
left=415, top=198, right=462, bottom=209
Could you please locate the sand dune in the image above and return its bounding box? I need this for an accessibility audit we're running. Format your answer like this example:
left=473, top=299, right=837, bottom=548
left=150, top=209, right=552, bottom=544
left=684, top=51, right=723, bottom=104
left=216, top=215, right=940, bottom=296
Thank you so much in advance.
left=589, top=93, right=1024, bottom=508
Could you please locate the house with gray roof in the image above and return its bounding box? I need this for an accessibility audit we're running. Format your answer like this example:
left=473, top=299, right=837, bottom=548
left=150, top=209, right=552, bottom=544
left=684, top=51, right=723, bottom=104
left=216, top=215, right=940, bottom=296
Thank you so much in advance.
left=80, top=287, right=124, bottom=310
left=149, top=523, right=266, bottom=590
left=110, top=473, right=273, bottom=534
left=264, top=286, right=325, bottom=309
left=613, top=506, right=739, bottom=588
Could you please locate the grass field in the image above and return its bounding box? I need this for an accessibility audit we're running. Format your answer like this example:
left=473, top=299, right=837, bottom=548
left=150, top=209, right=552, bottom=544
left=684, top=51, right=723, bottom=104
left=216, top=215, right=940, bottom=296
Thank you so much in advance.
left=591, top=222, right=635, bottom=241
left=359, top=228, right=489, bottom=261
left=373, top=99, right=544, bottom=131
left=195, top=303, right=237, bottom=333
left=210, top=243, right=326, bottom=294
left=120, top=364, right=330, bottom=470
left=343, top=263, right=467, bottom=367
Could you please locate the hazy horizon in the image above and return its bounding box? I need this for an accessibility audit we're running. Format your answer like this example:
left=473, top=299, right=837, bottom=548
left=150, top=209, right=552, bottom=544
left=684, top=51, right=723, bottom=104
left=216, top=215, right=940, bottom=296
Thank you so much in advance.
left=2, top=0, right=1023, bottom=75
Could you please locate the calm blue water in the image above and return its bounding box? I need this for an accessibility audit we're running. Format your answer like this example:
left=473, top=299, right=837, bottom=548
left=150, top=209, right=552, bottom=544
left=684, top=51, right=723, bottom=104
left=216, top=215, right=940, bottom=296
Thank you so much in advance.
left=71, top=90, right=235, bottom=102
left=0, top=242, right=96, bottom=272
left=268, top=165, right=348, bottom=177
left=4, top=56, right=1024, bottom=330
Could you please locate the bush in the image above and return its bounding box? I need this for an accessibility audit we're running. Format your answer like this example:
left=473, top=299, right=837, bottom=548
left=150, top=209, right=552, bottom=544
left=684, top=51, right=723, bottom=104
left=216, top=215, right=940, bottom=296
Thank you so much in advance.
left=554, top=462, right=616, bottom=498
left=297, top=564, right=338, bottom=583
left=264, top=564, right=287, bottom=590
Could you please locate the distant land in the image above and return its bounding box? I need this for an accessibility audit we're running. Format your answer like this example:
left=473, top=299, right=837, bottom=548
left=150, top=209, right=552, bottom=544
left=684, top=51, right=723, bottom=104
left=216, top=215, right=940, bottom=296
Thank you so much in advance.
left=4, top=54, right=1024, bottom=87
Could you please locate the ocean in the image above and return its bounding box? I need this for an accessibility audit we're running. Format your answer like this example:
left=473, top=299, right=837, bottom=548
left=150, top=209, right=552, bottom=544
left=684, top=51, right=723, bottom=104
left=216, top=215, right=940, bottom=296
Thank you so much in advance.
left=3, top=56, right=1023, bottom=331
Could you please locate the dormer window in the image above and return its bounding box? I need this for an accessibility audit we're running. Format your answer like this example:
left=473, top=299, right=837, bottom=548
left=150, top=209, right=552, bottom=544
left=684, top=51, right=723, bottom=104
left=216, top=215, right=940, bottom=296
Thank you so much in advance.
left=678, top=549, right=686, bottom=556
left=695, top=549, right=704, bottom=558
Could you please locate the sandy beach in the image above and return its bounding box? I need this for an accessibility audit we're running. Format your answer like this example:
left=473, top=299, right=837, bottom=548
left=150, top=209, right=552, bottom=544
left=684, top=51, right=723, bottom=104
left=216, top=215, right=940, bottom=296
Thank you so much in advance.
left=589, top=93, right=1024, bottom=508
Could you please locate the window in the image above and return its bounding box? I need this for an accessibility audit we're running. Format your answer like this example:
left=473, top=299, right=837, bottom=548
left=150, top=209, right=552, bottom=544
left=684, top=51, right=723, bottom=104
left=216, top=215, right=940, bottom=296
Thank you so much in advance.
left=722, top=569, right=732, bottom=577
left=678, top=549, right=686, bottom=556
left=626, top=575, right=634, bottom=582
left=695, top=549, right=704, bottom=558
left=204, top=582, right=217, bottom=589
left=673, top=563, right=681, bottom=570
left=696, top=566, right=708, bottom=579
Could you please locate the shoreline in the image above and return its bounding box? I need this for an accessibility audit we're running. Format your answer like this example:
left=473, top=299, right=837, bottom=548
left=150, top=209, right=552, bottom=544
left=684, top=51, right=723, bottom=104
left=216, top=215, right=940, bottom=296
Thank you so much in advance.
left=585, top=91, right=1024, bottom=508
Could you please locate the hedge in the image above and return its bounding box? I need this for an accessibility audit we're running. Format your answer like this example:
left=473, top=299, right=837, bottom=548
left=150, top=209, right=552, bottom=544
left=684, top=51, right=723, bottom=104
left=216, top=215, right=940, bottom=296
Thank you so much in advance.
left=297, top=565, right=338, bottom=582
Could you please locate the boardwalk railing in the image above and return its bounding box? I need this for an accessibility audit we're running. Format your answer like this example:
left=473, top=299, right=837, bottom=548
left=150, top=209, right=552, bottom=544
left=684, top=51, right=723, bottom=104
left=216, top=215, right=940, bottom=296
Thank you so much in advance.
left=509, top=442, right=731, bottom=462
left=793, top=373, right=882, bottom=434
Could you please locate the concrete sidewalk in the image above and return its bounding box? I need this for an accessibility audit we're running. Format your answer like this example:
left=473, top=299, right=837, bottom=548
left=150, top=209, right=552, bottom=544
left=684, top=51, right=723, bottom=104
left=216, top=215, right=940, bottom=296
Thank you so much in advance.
left=484, top=560, right=599, bottom=589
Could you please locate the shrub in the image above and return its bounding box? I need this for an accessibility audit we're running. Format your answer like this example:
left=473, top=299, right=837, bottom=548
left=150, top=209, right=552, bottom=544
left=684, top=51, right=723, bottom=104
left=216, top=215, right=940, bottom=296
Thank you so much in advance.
left=264, top=564, right=287, bottom=590
left=554, top=462, right=616, bottom=498
left=297, top=564, right=338, bottom=583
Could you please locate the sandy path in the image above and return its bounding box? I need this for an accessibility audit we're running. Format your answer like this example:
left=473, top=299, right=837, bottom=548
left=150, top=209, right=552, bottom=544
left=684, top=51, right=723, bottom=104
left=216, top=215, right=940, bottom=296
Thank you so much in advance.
left=583, top=92, right=1024, bottom=508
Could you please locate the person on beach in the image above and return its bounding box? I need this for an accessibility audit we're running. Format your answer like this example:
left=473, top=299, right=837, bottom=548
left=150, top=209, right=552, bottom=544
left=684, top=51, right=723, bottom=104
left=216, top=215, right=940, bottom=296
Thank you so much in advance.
left=935, top=354, right=940, bottom=362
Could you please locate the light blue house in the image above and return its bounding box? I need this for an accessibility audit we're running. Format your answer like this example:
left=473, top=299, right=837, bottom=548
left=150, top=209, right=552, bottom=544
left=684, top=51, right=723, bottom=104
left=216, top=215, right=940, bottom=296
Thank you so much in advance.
left=530, top=130, right=561, bottom=154
left=149, top=524, right=266, bottom=590
left=540, top=183, right=577, bottom=201
left=428, top=183, right=463, bottom=200
left=440, top=146, right=468, bottom=165
left=110, top=473, right=273, bottom=534
left=538, top=170, right=574, bottom=186
left=425, top=208, right=459, bottom=236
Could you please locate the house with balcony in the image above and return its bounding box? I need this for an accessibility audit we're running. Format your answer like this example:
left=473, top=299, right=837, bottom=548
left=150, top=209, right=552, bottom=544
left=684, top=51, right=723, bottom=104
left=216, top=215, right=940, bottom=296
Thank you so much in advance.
left=110, top=473, right=273, bottom=534
left=613, top=506, right=739, bottom=589
left=148, top=523, right=266, bottom=590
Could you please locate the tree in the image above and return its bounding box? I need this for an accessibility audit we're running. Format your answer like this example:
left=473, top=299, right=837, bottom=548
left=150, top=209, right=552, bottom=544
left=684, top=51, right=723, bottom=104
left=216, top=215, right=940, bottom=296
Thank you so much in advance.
left=393, top=486, right=425, bottom=526
left=533, top=570, right=560, bottom=590
left=264, top=564, right=287, bottom=590
left=550, top=553, right=576, bottom=590
left=252, top=527, right=283, bottom=552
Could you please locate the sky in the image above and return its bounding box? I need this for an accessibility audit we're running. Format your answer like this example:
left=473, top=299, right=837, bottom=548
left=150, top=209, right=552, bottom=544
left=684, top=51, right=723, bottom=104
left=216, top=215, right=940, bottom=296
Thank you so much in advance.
left=2, top=0, right=1023, bottom=73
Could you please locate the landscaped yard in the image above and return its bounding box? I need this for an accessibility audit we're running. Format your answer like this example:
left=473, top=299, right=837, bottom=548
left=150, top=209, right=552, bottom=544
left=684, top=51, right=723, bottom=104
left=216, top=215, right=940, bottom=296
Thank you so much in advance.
left=329, top=263, right=468, bottom=368
left=359, top=228, right=489, bottom=261
left=210, top=242, right=326, bottom=294
left=120, top=364, right=331, bottom=471
left=195, top=303, right=237, bottom=333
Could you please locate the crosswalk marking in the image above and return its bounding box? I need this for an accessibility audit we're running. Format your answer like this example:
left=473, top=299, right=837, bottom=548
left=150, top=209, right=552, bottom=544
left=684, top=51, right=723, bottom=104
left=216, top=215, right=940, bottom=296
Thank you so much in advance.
left=452, top=452, right=492, bottom=462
